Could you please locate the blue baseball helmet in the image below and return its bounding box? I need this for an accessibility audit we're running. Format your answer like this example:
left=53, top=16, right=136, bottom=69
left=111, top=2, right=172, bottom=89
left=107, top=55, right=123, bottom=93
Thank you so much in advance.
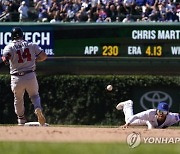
left=157, top=102, right=169, bottom=111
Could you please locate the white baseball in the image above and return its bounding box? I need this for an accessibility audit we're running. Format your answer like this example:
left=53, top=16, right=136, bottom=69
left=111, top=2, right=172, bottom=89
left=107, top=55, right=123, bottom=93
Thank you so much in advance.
left=107, top=85, right=113, bottom=91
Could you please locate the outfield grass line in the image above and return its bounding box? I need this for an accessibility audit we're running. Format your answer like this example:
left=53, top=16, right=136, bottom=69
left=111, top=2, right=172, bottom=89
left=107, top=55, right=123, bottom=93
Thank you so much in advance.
left=0, top=142, right=180, bottom=154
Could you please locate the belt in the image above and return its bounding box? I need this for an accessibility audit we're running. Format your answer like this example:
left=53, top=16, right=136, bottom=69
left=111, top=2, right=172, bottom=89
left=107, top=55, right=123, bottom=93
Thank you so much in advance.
left=11, top=70, right=34, bottom=76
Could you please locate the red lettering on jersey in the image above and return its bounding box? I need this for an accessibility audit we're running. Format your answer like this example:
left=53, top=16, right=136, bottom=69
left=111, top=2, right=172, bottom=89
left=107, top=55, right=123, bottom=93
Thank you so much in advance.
left=17, top=48, right=31, bottom=63
left=17, top=50, right=23, bottom=63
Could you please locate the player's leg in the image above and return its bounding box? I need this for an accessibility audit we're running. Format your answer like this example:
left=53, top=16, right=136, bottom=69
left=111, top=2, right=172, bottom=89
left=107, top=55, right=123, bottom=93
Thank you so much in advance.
left=116, top=100, right=133, bottom=123
left=25, top=73, right=46, bottom=125
left=11, top=76, right=26, bottom=125
left=116, top=100, right=151, bottom=127
left=24, top=73, right=42, bottom=109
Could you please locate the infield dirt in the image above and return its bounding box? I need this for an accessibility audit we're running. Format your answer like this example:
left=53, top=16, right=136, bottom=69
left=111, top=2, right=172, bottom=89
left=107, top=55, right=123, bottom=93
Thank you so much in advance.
left=0, top=126, right=179, bottom=142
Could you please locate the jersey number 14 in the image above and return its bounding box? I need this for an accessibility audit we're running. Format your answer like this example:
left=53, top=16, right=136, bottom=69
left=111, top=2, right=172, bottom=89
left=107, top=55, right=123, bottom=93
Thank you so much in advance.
left=16, top=48, right=31, bottom=63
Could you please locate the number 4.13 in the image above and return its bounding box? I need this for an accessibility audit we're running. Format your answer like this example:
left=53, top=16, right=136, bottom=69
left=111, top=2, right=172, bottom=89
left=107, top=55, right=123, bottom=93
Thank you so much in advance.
left=145, top=46, right=162, bottom=56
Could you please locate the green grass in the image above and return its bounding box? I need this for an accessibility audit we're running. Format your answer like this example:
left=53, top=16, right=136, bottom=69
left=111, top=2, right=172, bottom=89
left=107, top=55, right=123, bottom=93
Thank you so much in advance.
left=0, top=142, right=179, bottom=154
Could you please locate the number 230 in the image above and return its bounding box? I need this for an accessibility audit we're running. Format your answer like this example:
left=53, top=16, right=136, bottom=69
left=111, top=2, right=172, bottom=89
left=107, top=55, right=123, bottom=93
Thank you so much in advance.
left=102, top=46, right=119, bottom=56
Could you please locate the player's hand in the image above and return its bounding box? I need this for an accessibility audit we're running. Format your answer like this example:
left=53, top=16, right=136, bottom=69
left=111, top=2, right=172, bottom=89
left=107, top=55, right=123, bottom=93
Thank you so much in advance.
left=121, top=123, right=129, bottom=129
left=0, top=57, right=5, bottom=68
left=1, top=56, right=9, bottom=65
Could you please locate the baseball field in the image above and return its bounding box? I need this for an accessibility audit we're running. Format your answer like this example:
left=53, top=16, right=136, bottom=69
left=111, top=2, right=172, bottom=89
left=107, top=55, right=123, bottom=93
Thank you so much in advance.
left=0, top=125, right=179, bottom=154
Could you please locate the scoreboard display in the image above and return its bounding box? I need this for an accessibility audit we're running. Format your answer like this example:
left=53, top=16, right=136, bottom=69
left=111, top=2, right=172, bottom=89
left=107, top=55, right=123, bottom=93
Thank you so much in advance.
left=98, top=44, right=173, bottom=57
left=0, top=23, right=180, bottom=74
left=54, top=23, right=180, bottom=59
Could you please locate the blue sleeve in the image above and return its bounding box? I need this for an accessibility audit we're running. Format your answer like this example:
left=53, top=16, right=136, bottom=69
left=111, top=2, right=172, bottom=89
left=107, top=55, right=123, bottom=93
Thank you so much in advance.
left=169, top=113, right=180, bottom=126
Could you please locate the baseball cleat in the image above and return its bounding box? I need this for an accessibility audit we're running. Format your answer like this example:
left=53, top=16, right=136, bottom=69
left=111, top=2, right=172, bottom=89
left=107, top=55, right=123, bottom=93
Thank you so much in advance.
left=116, top=100, right=133, bottom=110
left=35, top=108, right=46, bottom=126
left=18, top=116, right=27, bottom=126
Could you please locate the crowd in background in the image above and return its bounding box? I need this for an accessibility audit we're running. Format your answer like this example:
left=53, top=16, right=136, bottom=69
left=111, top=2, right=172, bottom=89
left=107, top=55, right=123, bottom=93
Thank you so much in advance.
left=0, top=0, right=180, bottom=22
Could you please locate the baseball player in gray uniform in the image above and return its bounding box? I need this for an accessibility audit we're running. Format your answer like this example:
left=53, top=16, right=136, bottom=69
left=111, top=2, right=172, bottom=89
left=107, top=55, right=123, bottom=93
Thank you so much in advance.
left=116, top=100, right=180, bottom=129
left=2, top=27, right=47, bottom=126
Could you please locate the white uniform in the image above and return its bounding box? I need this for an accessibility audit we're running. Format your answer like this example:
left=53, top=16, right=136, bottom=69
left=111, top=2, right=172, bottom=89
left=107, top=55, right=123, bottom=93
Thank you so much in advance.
left=121, top=100, right=180, bottom=129
left=3, top=39, right=43, bottom=120
left=3, top=40, right=42, bottom=74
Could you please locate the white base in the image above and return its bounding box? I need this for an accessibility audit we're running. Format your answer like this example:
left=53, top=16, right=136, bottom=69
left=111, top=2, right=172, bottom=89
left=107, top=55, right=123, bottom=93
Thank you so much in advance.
left=24, top=122, right=49, bottom=126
